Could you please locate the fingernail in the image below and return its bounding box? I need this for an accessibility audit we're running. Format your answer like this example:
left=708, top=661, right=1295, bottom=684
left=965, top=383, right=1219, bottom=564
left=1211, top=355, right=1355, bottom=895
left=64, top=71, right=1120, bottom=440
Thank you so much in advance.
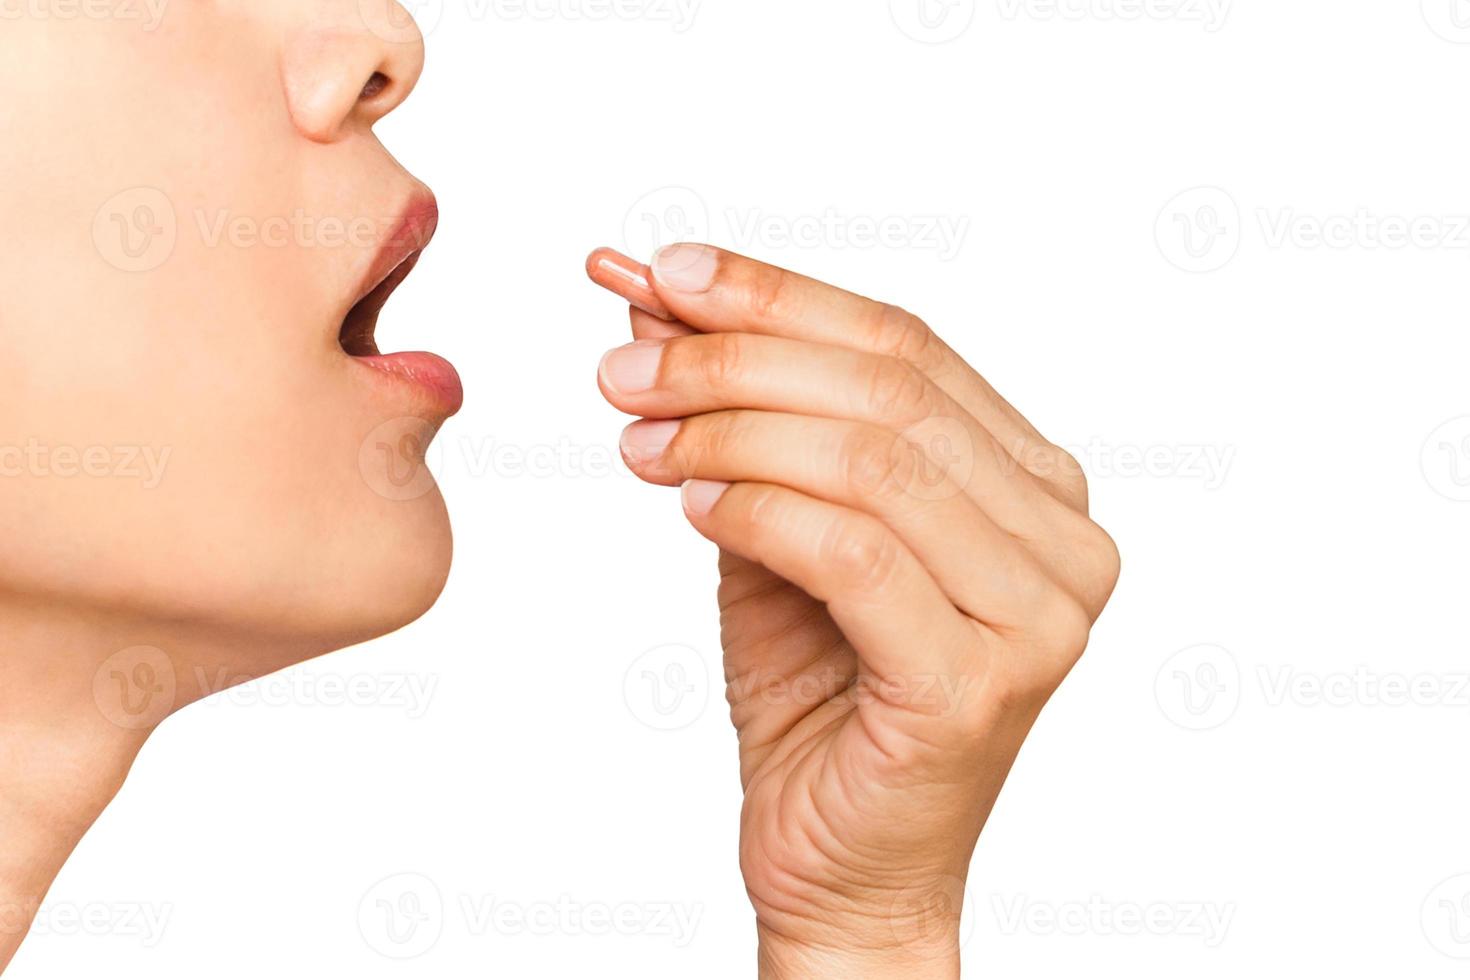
left=620, top=419, right=681, bottom=465
left=599, top=340, right=664, bottom=395
left=682, top=479, right=731, bottom=516
left=652, top=243, right=718, bottom=293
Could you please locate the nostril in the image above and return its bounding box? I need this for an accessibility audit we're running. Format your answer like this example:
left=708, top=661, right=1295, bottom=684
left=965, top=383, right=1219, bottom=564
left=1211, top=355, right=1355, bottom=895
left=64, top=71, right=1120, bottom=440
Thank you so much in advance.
left=360, top=71, right=390, bottom=101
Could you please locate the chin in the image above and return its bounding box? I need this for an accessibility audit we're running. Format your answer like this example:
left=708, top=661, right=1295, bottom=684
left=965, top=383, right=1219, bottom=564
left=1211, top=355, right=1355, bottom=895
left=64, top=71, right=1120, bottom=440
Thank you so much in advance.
left=352, top=495, right=456, bottom=644
left=284, top=488, right=456, bottom=655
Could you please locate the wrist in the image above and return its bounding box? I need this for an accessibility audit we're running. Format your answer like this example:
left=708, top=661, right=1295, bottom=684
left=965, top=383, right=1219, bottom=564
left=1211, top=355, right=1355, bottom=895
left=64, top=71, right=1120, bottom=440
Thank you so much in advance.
left=756, top=925, right=961, bottom=980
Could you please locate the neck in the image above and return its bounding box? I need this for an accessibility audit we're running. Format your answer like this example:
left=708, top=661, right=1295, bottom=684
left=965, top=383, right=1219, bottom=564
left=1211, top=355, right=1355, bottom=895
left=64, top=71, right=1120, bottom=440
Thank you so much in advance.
left=0, top=744, right=140, bottom=972
left=0, top=598, right=311, bottom=972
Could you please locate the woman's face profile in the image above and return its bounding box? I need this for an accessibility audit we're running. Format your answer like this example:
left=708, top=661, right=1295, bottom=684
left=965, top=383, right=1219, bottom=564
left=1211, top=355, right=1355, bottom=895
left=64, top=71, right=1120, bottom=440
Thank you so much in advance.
left=0, top=1, right=458, bottom=659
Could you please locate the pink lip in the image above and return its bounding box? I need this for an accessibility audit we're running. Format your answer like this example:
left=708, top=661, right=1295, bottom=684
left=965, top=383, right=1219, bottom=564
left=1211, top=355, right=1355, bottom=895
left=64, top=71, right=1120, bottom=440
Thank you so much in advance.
left=353, top=351, right=464, bottom=417
left=352, top=196, right=440, bottom=308
left=344, top=193, right=463, bottom=420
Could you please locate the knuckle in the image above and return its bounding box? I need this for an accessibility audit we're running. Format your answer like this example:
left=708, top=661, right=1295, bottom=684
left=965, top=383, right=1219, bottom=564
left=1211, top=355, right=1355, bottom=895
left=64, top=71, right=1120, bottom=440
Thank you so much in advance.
left=1029, top=499, right=1120, bottom=610
left=868, top=302, right=940, bottom=368
left=697, top=333, right=748, bottom=390
left=682, top=412, right=742, bottom=475
left=741, top=485, right=783, bottom=537
left=865, top=357, right=935, bottom=423
left=1047, top=446, right=1087, bottom=486
left=990, top=594, right=1091, bottom=713
left=1057, top=509, right=1122, bottom=610
left=1086, top=521, right=1122, bottom=597
left=698, top=411, right=741, bottom=458
left=820, top=517, right=901, bottom=597
left=744, top=264, right=797, bottom=325
left=1033, top=590, right=1094, bottom=662
left=838, top=426, right=911, bottom=499
left=1036, top=445, right=1090, bottom=504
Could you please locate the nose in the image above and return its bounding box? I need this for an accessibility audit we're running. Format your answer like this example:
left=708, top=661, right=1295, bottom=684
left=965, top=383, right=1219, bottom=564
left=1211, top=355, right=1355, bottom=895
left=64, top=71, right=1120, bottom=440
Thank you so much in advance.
left=281, top=2, right=426, bottom=143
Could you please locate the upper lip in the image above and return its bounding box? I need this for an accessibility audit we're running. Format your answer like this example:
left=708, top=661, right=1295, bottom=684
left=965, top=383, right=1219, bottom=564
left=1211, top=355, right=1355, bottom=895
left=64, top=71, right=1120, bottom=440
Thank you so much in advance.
left=339, top=192, right=440, bottom=354
left=355, top=193, right=439, bottom=307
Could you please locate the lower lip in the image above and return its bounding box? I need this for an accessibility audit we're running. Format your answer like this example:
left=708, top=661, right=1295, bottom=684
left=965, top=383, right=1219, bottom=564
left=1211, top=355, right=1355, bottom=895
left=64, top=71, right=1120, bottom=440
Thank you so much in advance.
left=352, top=351, right=464, bottom=418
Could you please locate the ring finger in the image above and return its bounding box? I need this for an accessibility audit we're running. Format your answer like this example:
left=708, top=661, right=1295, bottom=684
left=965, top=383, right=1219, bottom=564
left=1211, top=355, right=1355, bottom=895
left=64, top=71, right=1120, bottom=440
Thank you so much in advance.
left=621, top=409, right=1060, bottom=632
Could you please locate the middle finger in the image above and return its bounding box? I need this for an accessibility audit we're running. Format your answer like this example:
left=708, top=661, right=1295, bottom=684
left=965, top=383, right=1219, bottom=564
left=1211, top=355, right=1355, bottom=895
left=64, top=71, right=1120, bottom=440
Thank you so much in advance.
left=600, top=332, right=1062, bottom=538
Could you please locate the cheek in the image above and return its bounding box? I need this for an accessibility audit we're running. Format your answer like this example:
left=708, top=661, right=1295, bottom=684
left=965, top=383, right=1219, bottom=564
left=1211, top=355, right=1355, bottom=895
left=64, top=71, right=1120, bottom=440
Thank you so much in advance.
left=0, top=17, right=453, bottom=645
left=215, top=400, right=456, bottom=644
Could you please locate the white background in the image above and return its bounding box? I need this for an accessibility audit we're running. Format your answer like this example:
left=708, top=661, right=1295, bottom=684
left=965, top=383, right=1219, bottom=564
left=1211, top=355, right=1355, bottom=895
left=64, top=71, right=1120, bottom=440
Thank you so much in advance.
left=17, top=0, right=1470, bottom=976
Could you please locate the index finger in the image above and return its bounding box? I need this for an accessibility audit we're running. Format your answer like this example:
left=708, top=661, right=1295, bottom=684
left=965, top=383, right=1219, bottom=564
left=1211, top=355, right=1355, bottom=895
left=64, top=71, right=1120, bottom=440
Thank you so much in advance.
left=644, top=243, right=1078, bottom=501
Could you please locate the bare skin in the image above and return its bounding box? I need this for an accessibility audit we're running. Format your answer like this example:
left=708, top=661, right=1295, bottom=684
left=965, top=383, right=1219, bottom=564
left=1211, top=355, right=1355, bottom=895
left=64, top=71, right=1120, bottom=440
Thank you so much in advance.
left=598, top=244, right=1121, bottom=978
left=2, top=4, right=1116, bottom=974
left=0, top=3, right=452, bottom=969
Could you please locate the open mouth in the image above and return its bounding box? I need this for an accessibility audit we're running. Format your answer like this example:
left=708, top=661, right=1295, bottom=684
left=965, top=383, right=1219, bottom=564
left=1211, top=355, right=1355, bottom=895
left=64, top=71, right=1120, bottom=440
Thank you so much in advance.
left=339, top=196, right=463, bottom=418
left=339, top=250, right=421, bottom=357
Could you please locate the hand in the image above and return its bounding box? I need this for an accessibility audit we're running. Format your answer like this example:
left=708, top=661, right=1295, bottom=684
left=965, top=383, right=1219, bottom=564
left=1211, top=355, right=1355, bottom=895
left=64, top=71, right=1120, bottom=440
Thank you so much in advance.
left=594, top=244, right=1120, bottom=978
